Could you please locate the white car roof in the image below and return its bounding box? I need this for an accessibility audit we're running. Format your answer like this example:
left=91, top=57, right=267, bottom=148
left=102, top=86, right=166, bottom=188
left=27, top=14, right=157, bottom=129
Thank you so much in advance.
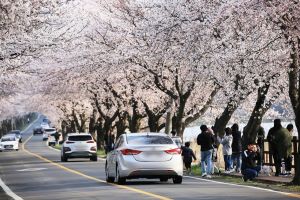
left=125, top=132, right=169, bottom=136
left=1, top=135, right=16, bottom=139
left=67, top=133, right=91, bottom=136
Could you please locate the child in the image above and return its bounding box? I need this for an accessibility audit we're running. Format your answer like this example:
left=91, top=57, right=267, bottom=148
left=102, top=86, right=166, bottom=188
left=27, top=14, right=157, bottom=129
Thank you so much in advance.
left=181, top=142, right=196, bottom=175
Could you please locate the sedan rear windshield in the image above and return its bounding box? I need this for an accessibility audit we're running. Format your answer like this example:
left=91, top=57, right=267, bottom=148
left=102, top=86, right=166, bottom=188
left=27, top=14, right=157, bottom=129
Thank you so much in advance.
left=68, top=135, right=92, bottom=141
left=1, top=137, right=15, bottom=142
left=45, top=129, right=55, bottom=132
left=127, top=135, right=173, bottom=145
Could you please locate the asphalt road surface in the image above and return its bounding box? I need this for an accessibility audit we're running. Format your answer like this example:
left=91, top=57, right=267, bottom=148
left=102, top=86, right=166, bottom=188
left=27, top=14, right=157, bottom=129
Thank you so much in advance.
left=0, top=118, right=299, bottom=200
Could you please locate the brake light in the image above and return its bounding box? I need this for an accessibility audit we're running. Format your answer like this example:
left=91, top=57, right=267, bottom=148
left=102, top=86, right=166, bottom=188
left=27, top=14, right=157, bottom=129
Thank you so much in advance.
left=86, top=140, right=95, bottom=143
left=66, top=141, right=75, bottom=144
left=90, top=146, right=97, bottom=151
left=165, top=148, right=181, bottom=155
left=120, top=149, right=142, bottom=155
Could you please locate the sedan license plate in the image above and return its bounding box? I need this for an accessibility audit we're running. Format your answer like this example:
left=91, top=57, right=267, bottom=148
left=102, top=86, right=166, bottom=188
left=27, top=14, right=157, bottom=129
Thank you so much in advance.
left=4, top=145, right=13, bottom=149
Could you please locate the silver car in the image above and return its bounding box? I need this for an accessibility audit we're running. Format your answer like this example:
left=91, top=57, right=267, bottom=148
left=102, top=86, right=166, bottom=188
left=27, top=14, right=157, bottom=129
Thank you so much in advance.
left=105, top=133, right=183, bottom=184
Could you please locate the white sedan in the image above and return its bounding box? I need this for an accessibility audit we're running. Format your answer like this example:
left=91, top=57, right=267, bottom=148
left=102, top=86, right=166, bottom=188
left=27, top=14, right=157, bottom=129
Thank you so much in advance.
left=0, top=135, right=19, bottom=151
left=105, top=133, right=183, bottom=185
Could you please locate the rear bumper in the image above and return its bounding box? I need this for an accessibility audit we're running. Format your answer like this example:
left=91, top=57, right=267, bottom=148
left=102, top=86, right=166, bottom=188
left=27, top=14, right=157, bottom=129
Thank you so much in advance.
left=0, top=145, right=18, bottom=150
left=65, top=151, right=97, bottom=158
left=118, top=155, right=183, bottom=178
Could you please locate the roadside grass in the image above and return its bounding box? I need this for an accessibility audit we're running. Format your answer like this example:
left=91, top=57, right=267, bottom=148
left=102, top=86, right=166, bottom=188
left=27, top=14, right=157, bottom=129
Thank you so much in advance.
left=212, top=175, right=300, bottom=193
left=53, top=144, right=106, bottom=158
left=54, top=144, right=61, bottom=151
left=191, top=165, right=201, bottom=176
left=190, top=164, right=300, bottom=193
left=97, top=149, right=106, bottom=158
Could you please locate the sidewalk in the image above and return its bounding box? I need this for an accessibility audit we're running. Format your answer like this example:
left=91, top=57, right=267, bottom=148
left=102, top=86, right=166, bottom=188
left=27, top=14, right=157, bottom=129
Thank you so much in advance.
left=222, top=172, right=293, bottom=184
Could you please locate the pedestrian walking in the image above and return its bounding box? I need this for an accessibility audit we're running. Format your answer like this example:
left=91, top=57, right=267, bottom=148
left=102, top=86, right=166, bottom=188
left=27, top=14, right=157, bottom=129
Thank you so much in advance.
left=231, top=123, right=242, bottom=173
left=241, top=144, right=261, bottom=182
left=197, top=125, right=215, bottom=178
left=221, top=127, right=233, bottom=173
left=181, top=141, right=196, bottom=175
left=54, top=131, right=60, bottom=145
left=267, top=119, right=292, bottom=176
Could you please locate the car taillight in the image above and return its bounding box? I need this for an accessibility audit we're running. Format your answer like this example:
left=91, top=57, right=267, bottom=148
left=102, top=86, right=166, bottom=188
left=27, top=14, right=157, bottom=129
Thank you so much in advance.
left=120, top=149, right=142, bottom=155
left=86, top=140, right=94, bottom=143
left=90, top=146, right=97, bottom=151
left=66, top=141, right=75, bottom=144
left=165, top=148, right=181, bottom=155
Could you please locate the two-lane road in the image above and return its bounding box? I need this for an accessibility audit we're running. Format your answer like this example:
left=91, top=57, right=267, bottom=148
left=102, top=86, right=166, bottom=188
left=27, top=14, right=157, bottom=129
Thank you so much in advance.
left=0, top=119, right=298, bottom=200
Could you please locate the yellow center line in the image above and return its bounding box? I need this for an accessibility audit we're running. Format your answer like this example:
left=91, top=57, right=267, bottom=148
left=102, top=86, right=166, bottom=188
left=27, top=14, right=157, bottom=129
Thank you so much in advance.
left=22, top=135, right=172, bottom=200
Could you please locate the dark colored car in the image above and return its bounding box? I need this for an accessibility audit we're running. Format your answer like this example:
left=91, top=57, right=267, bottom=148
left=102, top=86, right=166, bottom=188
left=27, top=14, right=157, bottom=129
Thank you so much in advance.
left=33, top=127, right=43, bottom=135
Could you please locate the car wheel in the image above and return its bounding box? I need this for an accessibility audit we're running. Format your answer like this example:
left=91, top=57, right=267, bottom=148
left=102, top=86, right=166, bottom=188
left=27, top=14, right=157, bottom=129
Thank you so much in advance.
left=61, top=154, right=68, bottom=162
left=173, top=176, right=182, bottom=184
left=0, top=150, right=2, bottom=152
left=16, top=149, right=19, bottom=151
left=160, top=177, right=168, bottom=182
left=105, top=163, right=115, bottom=183
left=90, top=156, right=98, bottom=162
left=115, top=164, right=126, bottom=185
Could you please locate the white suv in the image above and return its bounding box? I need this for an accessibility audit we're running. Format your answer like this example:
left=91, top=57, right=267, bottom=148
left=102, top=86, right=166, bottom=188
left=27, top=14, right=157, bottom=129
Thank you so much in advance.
left=42, top=128, right=56, bottom=142
left=61, top=133, right=97, bottom=162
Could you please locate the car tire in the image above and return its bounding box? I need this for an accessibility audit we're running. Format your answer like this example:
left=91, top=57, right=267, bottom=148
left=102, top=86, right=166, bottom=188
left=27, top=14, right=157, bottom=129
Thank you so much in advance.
left=105, top=163, right=115, bottom=183
left=116, top=164, right=126, bottom=185
left=0, top=150, right=2, bottom=152
left=16, top=149, right=19, bottom=151
left=90, top=156, right=98, bottom=162
left=160, top=177, right=168, bottom=182
left=173, top=176, right=182, bottom=184
left=61, top=154, right=68, bottom=162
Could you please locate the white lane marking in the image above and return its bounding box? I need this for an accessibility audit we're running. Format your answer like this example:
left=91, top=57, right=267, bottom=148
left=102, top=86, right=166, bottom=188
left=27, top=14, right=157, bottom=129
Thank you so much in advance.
left=184, top=175, right=300, bottom=198
left=0, top=178, right=23, bottom=200
left=17, top=168, right=47, bottom=172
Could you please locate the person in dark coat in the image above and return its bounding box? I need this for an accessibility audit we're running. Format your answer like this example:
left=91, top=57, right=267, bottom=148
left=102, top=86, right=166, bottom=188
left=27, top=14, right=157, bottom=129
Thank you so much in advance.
left=231, top=123, right=242, bottom=173
left=181, top=141, right=196, bottom=175
left=197, top=125, right=215, bottom=178
left=267, top=119, right=292, bottom=176
left=241, top=144, right=261, bottom=182
left=285, top=124, right=294, bottom=175
left=54, top=131, right=60, bottom=144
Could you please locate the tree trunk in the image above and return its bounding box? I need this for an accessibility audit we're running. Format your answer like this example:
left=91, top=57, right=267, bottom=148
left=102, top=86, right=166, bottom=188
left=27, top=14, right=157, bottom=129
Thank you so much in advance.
left=165, top=111, right=172, bottom=134
left=213, top=100, right=238, bottom=137
left=173, top=96, right=188, bottom=137
left=96, top=119, right=104, bottom=149
left=292, top=114, right=300, bottom=184
left=116, top=112, right=128, bottom=136
left=288, top=38, right=300, bottom=185
left=242, top=85, right=270, bottom=149
left=130, top=115, right=142, bottom=133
